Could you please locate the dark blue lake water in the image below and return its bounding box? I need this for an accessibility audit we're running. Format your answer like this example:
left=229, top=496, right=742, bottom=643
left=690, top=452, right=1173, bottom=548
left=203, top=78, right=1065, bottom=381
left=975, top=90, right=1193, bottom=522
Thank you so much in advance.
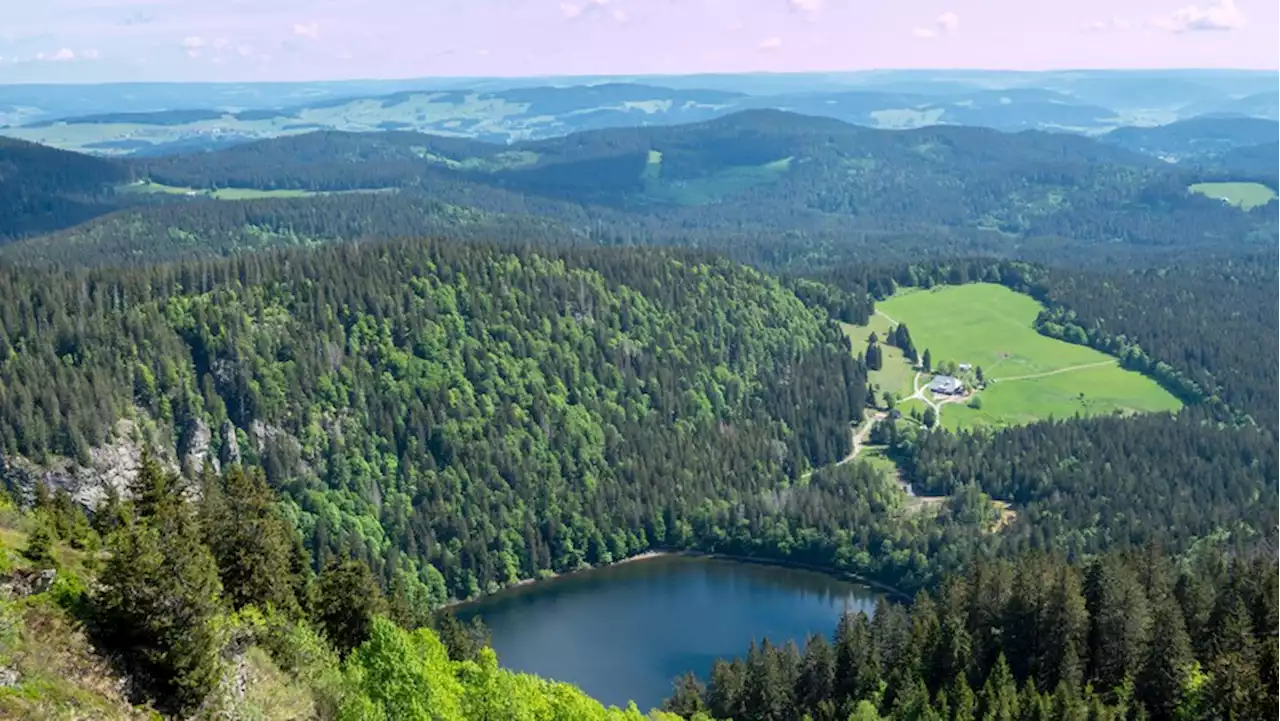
left=455, top=554, right=883, bottom=711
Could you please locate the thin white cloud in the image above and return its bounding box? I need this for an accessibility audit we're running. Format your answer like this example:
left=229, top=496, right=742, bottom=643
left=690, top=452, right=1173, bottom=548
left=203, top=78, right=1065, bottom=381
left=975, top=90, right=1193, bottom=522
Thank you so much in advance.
left=81, top=48, right=101, bottom=60
left=52, top=48, right=75, bottom=61
left=182, top=35, right=205, bottom=58
left=1083, top=17, right=1132, bottom=32
left=759, top=36, right=783, bottom=51
left=237, top=44, right=254, bottom=57
left=560, top=0, right=610, bottom=19
left=913, top=11, right=960, bottom=40
left=787, top=0, right=824, bottom=12
left=293, top=22, right=321, bottom=39
left=476, top=48, right=491, bottom=56
left=1157, top=0, right=1244, bottom=32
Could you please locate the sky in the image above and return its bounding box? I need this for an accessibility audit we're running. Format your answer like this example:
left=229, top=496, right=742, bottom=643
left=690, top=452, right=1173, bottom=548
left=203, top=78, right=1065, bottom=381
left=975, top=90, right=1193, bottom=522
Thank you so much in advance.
left=0, top=0, right=1276, bottom=83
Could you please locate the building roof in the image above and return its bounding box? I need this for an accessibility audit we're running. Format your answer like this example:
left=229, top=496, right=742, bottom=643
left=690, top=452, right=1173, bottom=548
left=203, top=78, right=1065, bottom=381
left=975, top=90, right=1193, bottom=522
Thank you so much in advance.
left=929, top=375, right=963, bottom=392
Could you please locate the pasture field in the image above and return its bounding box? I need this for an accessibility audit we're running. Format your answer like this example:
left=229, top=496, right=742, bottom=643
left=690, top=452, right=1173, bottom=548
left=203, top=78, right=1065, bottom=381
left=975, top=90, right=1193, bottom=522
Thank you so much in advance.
left=840, top=313, right=913, bottom=399
left=940, top=363, right=1180, bottom=430
left=876, top=283, right=1181, bottom=429
left=121, top=181, right=394, bottom=200
left=1188, top=181, right=1277, bottom=210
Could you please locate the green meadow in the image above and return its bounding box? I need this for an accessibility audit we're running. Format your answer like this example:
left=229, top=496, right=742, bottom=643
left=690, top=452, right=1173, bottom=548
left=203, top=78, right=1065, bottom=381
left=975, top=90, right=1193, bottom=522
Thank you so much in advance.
left=874, top=284, right=1181, bottom=429
left=121, top=181, right=395, bottom=200
left=1188, top=181, right=1277, bottom=210
left=842, top=312, right=914, bottom=400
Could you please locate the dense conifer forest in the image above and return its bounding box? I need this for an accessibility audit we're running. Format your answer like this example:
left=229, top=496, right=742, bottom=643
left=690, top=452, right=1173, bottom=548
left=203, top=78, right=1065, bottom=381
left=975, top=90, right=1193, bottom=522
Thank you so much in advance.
left=0, top=108, right=1275, bottom=720
left=664, top=549, right=1278, bottom=721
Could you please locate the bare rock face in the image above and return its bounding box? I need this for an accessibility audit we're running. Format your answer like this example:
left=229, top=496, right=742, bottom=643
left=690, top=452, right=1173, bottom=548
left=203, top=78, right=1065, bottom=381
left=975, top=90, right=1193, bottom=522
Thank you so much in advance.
left=182, top=419, right=219, bottom=476
left=220, top=420, right=241, bottom=466
left=12, top=419, right=178, bottom=510
left=0, top=568, right=57, bottom=598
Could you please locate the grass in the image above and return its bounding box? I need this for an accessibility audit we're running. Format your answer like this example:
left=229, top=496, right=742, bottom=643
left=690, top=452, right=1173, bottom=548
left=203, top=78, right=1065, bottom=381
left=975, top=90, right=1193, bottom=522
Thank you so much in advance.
left=876, top=283, right=1181, bottom=429
left=1188, top=181, right=1277, bottom=210
left=842, top=313, right=914, bottom=400
left=121, top=180, right=395, bottom=201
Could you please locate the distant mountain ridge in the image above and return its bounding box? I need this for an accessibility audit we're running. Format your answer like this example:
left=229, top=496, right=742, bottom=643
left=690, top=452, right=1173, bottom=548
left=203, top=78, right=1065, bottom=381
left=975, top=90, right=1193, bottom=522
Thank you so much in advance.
left=1102, top=116, right=1280, bottom=160
left=5, top=70, right=1276, bottom=157
left=2, top=109, right=1274, bottom=270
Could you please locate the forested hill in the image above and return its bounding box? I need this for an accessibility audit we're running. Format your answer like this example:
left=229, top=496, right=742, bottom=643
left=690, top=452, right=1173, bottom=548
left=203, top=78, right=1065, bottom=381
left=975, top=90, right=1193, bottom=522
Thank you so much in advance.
left=0, top=238, right=910, bottom=602
left=0, top=136, right=129, bottom=239
left=4, top=110, right=1275, bottom=269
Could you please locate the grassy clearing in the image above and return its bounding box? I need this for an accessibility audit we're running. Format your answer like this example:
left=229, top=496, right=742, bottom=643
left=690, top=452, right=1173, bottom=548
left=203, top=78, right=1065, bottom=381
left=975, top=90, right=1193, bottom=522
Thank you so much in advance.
left=1188, top=181, right=1276, bottom=210
left=941, top=363, right=1180, bottom=430
left=121, top=180, right=395, bottom=200
left=842, top=313, right=914, bottom=400
left=877, top=284, right=1181, bottom=429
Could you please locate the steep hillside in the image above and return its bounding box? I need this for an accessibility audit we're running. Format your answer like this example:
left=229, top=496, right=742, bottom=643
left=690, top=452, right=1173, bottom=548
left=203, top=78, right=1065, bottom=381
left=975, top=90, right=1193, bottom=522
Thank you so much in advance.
left=0, top=137, right=131, bottom=240
left=0, top=238, right=926, bottom=602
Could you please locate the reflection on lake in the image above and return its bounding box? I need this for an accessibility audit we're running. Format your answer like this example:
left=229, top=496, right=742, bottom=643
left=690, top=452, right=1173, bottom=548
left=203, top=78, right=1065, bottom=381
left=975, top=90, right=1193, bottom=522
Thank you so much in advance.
left=455, top=554, right=884, bottom=710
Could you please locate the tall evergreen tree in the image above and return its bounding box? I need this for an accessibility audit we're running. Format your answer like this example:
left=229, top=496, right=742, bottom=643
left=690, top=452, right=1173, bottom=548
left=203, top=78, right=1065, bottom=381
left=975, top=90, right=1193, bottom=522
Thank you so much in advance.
left=199, top=464, right=303, bottom=616
left=95, top=456, right=224, bottom=712
left=314, top=559, right=387, bottom=657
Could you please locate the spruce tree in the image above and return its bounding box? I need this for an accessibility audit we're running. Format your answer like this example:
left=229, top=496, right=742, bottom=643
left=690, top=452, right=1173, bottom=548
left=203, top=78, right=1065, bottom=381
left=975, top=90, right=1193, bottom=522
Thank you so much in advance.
left=1137, top=597, right=1194, bottom=720
left=97, top=456, right=224, bottom=712
left=314, top=559, right=386, bottom=657
left=22, top=514, right=58, bottom=568
left=201, top=465, right=302, bottom=616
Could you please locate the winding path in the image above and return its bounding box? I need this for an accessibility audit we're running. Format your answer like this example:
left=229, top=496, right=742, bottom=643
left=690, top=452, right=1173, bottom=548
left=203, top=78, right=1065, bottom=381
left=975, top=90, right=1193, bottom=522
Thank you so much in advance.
left=875, top=309, right=899, bottom=326
left=837, top=410, right=888, bottom=466
left=989, top=359, right=1116, bottom=383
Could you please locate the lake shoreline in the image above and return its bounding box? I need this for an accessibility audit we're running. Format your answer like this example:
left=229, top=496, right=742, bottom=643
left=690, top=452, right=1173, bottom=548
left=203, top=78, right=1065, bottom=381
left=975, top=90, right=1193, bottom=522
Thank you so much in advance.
left=441, top=548, right=911, bottom=611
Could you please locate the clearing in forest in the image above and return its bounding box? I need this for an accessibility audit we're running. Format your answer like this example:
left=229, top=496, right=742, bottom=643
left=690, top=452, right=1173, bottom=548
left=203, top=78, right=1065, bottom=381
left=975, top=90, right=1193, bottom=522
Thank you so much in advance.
left=873, top=283, right=1181, bottom=430
left=121, top=180, right=396, bottom=200
left=841, top=312, right=914, bottom=400
left=1188, top=181, right=1276, bottom=210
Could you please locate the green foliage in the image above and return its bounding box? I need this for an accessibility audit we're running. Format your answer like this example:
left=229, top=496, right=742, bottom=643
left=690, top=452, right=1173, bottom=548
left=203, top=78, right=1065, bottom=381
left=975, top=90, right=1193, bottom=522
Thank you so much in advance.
left=340, top=617, right=464, bottom=720
left=0, top=238, right=890, bottom=599
left=674, top=550, right=1278, bottom=721
left=94, top=456, right=225, bottom=713
left=315, top=560, right=387, bottom=658
left=337, top=616, right=656, bottom=721
left=199, top=464, right=305, bottom=617
left=21, top=515, right=58, bottom=569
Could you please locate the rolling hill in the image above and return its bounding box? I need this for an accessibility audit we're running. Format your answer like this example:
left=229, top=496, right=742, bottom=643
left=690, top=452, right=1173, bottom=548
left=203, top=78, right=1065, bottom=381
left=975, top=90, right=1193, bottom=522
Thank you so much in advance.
left=2, top=110, right=1275, bottom=269
left=0, top=82, right=1156, bottom=156
left=1102, top=116, right=1280, bottom=160
left=0, top=136, right=132, bottom=239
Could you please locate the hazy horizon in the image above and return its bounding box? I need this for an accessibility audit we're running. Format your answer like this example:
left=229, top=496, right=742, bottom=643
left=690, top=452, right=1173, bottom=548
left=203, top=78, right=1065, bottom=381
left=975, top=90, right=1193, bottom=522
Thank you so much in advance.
left=2, top=0, right=1276, bottom=84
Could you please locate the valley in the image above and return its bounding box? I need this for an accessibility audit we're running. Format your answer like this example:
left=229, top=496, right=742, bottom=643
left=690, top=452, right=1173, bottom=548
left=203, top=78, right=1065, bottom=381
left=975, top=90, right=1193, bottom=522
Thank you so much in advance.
left=0, top=64, right=1275, bottom=721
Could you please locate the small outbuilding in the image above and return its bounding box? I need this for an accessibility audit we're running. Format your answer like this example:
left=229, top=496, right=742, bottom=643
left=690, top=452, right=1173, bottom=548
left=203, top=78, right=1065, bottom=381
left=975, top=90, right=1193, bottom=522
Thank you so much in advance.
left=929, top=375, right=964, bottom=395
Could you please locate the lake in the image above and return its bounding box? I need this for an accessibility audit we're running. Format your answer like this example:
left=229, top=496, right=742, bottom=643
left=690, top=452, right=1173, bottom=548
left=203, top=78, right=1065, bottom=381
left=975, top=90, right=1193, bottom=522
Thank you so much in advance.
left=455, top=554, right=885, bottom=711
